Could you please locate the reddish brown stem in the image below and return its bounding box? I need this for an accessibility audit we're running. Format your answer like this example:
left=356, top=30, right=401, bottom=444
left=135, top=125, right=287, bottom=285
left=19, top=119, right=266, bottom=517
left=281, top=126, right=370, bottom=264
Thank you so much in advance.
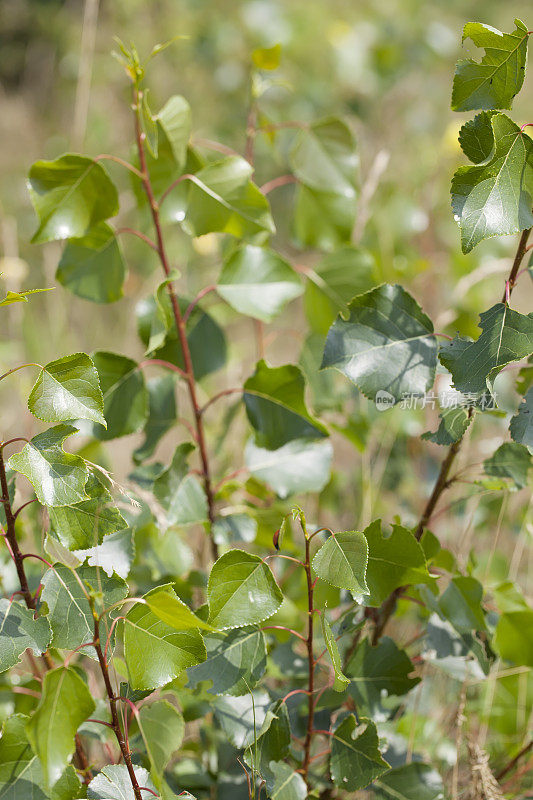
left=200, top=388, right=243, bottom=416
left=496, top=739, right=532, bottom=781
left=260, top=174, right=297, bottom=195
left=133, top=87, right=219, bottom=561
left=115, top=227, right=158, bottom=252
left=502, top=227, right=531, bottom=302
left=0, top=451, right=35, bottom=609
left=92, top=608, right=143, bottom=800
left=183, top=285, right=217, bottom=324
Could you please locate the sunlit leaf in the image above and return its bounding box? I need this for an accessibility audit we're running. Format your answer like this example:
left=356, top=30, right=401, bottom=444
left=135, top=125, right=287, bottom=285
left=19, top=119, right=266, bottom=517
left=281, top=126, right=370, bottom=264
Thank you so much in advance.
left=28, top=155, right=119, bottom=243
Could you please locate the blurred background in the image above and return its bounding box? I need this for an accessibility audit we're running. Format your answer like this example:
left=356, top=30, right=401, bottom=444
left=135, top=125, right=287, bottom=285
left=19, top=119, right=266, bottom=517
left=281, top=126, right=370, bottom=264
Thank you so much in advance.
left=0, top=1, right=532, bottom=786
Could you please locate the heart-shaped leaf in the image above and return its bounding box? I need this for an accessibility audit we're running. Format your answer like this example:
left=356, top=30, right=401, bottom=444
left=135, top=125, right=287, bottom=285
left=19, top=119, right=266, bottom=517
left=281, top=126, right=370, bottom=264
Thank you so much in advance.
left=244, top=360, right=328, bottom=450
left=28, top=155, right=118, bottom=243
left=26, top=667, right=95, bottom=788
left=56, top=223, right=126, bottom=303
left=330, top=715, right=389, bottom=791
left=207, top=549, right=283, bottom=629
left=28, top=352, right=105, bottom=427
left=0, top=599, right=52, bottom=673
left=321, top=284, right=437, bottom=404
left=217, top=244, right=302, bottom=322
left=8, top=425, right=89, bottom=507
left=452, top=19, right=529, bottom=111
left=312, top=532, right=369, bottom=596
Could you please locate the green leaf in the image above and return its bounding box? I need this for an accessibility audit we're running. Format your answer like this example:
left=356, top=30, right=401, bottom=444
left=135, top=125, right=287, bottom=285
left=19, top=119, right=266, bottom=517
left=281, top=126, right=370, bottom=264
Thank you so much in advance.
left=91, top=351, right=148, bottom=439
left=458, top=111, right=497, bottom=164
left=28, top=155, right=119, bottom=243
left=321, top=284, right=437, bottom=404
left=451, top=115, right=533, bottom=253
left=217, top=244, right=302, bottom=322
left=133, top=374, right=177, bottom=463
left=312, top=532, right=369, bottom=597
left=290, top=117, right=358, bottom=197
left=212, top=513, right=258, bottom=546
left=187, top=627, right=267, bottom=695
left=8, top=425, right=89, bottom=507
left=422, top=406, right=472, bottom=446
left=440, top=304, right=533, bottom=398
left=269, top=762, right=307, bottom=800
left=494, top=606, right=533, bottom=666
left=363, top=520, right=432, bottom=607
left=438, top=576, right=487, bottom=634
left=244, top=359, right=328, bottom=450
left=157, top=95, right=191, bottom=169
left=138, top=700, right=184, bottom=789
left=0, top=599, right=52, bottom=673
left=49, top=473, right=126, bottom=550
left=0, top=286, right=53, bottom=307
left=321, top=610, right=350, bottom=691
left=330, top=715, right=389, bottom=791
left=373, top=763, right=446, bottom=800
left=0, top=714, right=82, bottom=800
left=213, top=690, right=270, bottom=748
left=245, top=437, right=333, bottom=499
left=176, top=156, right=275, bottom=239
left=207, top=549, right=283, bottom=629
left=26, top=667, right=95, bottom=788
left=244, top=700, right=291, bottom=787
left=510, top=386, right=533, bottom=452
left=56, top=223, right=126, bottom=303
left=74, top=529, right=134, bottom=580
left=41, top=564, right=128, bottom=651
left=145, top=584, right=214, bottom=632
left=28, top=352, right=105, bottom=427
left=346, top=636, right=419, bottom=713
left=484, top=442, right=531, bottom=490
left=153, top=443, right=208, bottom=526
left=304, top=246, right=376, bottom=335
left=88, top=765, right=155, bottom=800
left=451, top=19, right=529, bottom=112
left=294, top=185, right=357, bottom=250
left=0, top=714, right=45, bottom=799
left=124, top=586, right=206, bottom=690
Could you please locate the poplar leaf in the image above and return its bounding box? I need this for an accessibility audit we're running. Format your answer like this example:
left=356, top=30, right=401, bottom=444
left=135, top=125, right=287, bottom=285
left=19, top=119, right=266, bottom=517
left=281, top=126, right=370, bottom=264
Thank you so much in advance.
left=8, top=425, right=89, bottom=507
left=26, top=667, right=95, bottom=788
left=0, top=599, right=52, bottom=673
left=312, top=532, right=369, bottom=596
left=330, top=715, right=389, bottom=791
left=440, top=303, right=533, bottom=398
left=28, top=155, right=119, bottom=243
left=451, top=114, right=533, bottom=253
left=207, top=549, right=283, bottom=629
left=321, top=284, right=437, bottom=404
left=452, top=19, right=529, bottom=112
left=244, top=360, right=328, bottom=450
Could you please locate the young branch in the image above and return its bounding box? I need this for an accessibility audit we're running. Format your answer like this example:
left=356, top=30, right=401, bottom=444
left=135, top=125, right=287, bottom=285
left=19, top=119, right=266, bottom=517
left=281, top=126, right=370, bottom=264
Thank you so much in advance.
left=0, top=449, right=36, bottom=610
left=372, top=226, right=533, bottom=644
left=0, top=448, right=91, bottom=779
left=132, top=86, right=219, bottom=561
left=92, top=607, right=143, bottom=800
